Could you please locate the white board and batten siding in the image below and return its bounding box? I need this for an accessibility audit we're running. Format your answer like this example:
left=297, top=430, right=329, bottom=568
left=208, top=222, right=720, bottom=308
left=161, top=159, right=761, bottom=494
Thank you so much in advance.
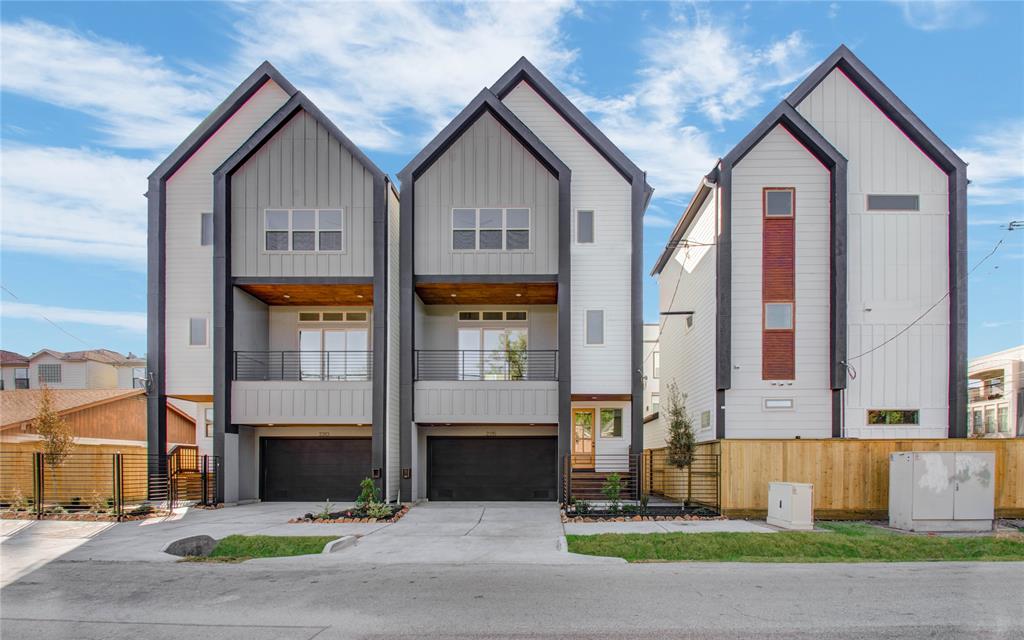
left=164, top=80, right=290, bottom=397
left=413, top=110, right=559, bottom=276
left=231, top=381, right=372, bottom=425
left=795, top=69, right=949, bottom=438
left=727, top=125, right=832, bottom=438
left=501, top=80, right=633, bottom=396
left=230, top=109, right=376, bottom=278
left=654, top=188, right=719, bottom=446
left=386, top=186, right=402, bottom=501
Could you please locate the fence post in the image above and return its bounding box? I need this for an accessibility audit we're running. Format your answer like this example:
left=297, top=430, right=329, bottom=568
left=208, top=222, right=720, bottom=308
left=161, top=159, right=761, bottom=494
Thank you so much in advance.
left=112, top=453, right=123, bottom=521
left=687, top=460, right=693, bottom=506
left=32, top=452, right=44, bottom=519
left=201, top=455, right=209, bottom=506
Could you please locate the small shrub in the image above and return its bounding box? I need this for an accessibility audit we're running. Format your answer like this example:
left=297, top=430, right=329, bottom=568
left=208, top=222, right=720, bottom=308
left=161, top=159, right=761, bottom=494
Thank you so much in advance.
left=5, top=488, right=29, bottom=513
left=601, top=473, right=623, bottom=514
left=364, top=502, right=392, bottom=520
left=47, top=504, right=66, bottom=515
left=355, top=478, right=381, bottom=509
left=315, top=500, right=335, bottom=519
left=89, top=491, right=110, bottom=515
left=621, top=504, right=637, bottom=515
left=639, top=494, right=650, bottom=515
left=574, top=499, right=592, bottom=515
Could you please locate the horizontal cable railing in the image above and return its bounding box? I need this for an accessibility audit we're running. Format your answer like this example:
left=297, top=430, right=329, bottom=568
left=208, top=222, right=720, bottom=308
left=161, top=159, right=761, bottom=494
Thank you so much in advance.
left=234, top=351, right=372, bottom=381
left=415, top=350, right=557, bottom=381
left=0, top=451, right=220, bottom=519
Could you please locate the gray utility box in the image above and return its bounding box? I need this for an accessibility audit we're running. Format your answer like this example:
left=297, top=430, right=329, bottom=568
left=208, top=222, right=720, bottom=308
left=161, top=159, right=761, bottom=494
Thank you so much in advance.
left=888, top=452, right=995, bottom=532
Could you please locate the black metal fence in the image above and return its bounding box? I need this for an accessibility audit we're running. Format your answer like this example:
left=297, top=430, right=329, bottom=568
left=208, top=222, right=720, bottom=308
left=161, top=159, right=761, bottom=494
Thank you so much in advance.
left=415, top=349, right=558, bottom=381
left=234, top=350, right=372, bottom=381
left=563, top=454, right=642, bottom=503
left=0, top=450, right=219, bottom=519
left=561, top=451, right=720, bottom=511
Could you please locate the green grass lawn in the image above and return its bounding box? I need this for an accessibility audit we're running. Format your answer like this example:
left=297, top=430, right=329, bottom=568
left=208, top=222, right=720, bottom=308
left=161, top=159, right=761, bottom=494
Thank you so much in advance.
left=191, top=535, right=339, bottom=562
left=566, top=523, right=1024, bottom=563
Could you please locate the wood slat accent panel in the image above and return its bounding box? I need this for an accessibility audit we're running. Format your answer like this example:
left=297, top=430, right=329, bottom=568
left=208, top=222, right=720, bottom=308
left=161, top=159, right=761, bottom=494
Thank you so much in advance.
left=237, top=283, right=373, bottom=305
left=416, top=282, right=557, bottom=305
left=714, top=439, right=1023, bottom=519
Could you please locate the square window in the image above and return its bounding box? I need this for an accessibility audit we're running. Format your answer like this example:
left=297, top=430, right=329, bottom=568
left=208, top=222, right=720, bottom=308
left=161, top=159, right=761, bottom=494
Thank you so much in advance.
left=319, top=231, right=342, bottom=251
left=453, top=209, right=476, bottom=229
left=506, top=229, right=529, bottom=250
left=600, top=408, right=622, bottom=438
left=764, top=303, right=793, bottom=330
left=507, top=208, right=529, bottom=229
left=318, top=209, right=342, bottom=230
left=765, top=190, right=794, bottom=217
left=453, top=230, right=476, bottom=250
left=479, top=209, right=503, bottom=229
left=576, top=210, right=595, bottom=244
left=585, top=310, right=605, bottom=345
left=265, top=231, right=289, bottom=251
left=292, top=209, right=316, bottom=230
left=265, top=210, right=289, bottom=230
left=292, top=231, right=315, bottom=251
left=479, top=229, right=503, bottom=250
left=201, top=213, right=213, bottom=246
left=38, top=364, right=62, bottom=383
left=189, top=317, right=208, bottom=346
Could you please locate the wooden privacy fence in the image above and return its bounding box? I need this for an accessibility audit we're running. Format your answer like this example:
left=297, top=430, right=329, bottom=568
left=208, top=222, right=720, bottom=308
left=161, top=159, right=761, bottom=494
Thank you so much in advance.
left=0, top=448, right=219, bottom=518
left=702, top=438, right=1023, bottom=519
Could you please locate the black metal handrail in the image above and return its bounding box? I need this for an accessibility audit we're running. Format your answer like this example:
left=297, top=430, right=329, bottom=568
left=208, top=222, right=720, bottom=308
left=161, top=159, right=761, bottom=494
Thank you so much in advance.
left=234, top=351, right=372, bottom=381
left=415, top=349, right=557, bottom=381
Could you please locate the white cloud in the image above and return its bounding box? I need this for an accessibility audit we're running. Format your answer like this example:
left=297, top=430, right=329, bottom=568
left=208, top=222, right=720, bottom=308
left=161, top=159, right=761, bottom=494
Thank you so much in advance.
left=1, top=301, right=146, bottom=333
left=0, top=19, right=222, bottom=150
left=959, top=120, right=1024, bottom=206
left=0, top=145, right=152, bottom=267
left=896, top=1, right=985, bottom=31
left=229, top=0, right=579, bottom=151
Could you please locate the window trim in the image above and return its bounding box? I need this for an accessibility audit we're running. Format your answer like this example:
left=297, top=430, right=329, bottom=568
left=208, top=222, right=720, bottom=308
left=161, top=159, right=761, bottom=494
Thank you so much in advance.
left=200, top=212, right=213, bottom=246
left=763, top=302, right=795, bottom=331
left=763, top=187, right=795, bottom=218
left=575, top=209, right=596, bottom=245
left=450, top=207, right=532, bottom=252
left=188, top=317, right=209, bottom=348
left=263, top=208, right=345, bottom=254
left=583, top=309, right=606, bottom=347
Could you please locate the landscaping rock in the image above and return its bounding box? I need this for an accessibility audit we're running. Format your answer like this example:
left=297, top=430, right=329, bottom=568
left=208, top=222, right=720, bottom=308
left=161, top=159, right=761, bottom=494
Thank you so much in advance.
left=163, top=535, right=217, bottom=558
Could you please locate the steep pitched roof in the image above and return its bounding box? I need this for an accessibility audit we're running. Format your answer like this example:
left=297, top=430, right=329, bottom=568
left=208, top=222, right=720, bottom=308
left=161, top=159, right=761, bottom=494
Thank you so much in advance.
left=0, top=388, right=144, bottom=428
left=0, top=350, right=29, bottom=366
left=785, top=44, right=965, bottom=172
left=491, top=56, right=651, bottom=201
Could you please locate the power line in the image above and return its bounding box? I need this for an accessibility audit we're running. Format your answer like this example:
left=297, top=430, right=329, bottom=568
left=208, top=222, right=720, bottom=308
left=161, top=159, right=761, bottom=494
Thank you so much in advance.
left=0, top=284, right=90, bottom=346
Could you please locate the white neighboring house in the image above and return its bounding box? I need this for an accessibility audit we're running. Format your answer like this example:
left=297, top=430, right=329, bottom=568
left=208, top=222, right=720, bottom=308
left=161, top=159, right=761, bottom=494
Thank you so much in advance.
left=968, top=345, right=1023, bottom=438
left=642, top=324, right=663, bottom=449
left=651, top=45, right=967, bottom=442
left=0, top=351, right=30, bottom=391
left=13, top=349, right=146, bottom=390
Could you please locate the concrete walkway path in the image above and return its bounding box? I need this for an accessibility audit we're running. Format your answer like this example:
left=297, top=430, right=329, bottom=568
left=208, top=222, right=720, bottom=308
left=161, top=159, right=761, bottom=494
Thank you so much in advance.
left=564, top=518, right=777, bottom=535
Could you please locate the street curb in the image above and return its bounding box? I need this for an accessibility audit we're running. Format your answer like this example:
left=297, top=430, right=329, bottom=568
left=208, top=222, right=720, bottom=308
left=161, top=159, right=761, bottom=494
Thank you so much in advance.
left=322, top=536, right=358, bottom=554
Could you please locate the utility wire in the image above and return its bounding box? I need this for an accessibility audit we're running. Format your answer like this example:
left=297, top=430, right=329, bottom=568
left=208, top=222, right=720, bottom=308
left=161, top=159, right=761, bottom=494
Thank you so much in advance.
left=0, top=284, right=90, bottom=346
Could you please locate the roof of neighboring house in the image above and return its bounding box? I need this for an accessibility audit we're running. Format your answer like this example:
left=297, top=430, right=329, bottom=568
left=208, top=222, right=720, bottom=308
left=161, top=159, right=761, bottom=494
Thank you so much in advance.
left=0, top=350, right=29, bottom=366
left=0, top=388, right=145, bottom=429
left=29, top=348, right=145, bottom=366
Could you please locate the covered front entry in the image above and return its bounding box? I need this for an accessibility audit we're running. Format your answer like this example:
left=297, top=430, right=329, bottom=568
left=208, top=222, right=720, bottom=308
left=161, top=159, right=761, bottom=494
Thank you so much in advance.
left=427, top=436, right=557, bottom=501
left=260, top=437, right=371, bottom=501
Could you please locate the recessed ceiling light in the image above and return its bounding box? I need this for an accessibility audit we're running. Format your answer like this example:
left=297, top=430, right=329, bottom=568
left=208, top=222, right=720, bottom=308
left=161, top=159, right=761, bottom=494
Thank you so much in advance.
left=450, top=293, right=457, bottom=298
left=357, top=294, right=364, bottom=299
left=515, top=293, right=522, bottom=297
left=282, top=294, right=291, bottom=299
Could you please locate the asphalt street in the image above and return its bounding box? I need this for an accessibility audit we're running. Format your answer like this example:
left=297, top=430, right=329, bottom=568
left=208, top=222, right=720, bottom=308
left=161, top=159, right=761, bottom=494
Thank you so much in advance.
left=2, top=559, right=1021, bottom=639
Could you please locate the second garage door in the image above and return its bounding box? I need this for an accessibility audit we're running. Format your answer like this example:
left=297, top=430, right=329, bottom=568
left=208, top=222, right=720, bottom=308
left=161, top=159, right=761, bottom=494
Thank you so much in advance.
left=261, top=438, right=371, bottom=501
left=427, top=436, right=557, bottom=501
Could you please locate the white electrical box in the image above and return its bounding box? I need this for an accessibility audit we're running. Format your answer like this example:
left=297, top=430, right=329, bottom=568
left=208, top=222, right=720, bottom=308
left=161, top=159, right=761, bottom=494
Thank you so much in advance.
left=888, top=452, right=995, bottom=532
left=767, top=482, right=814, bottom=530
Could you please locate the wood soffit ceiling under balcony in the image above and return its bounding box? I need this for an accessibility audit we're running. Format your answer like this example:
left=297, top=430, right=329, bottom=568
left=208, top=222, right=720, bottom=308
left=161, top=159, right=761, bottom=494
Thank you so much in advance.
left=237, top=284, right=373, bottom=306
left=415, top=282, right=558, bottom=305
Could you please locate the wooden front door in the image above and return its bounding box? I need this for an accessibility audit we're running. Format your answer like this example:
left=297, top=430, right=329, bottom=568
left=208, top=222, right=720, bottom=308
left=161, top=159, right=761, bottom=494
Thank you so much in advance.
left=572, top=408, right=596, bottom=469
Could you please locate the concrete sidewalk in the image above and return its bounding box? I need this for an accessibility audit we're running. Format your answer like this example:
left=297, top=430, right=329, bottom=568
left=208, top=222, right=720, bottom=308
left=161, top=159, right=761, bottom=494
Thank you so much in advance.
left=564, top=518, right=777, bottom=535
left=0, top=520, right=115, bottom=587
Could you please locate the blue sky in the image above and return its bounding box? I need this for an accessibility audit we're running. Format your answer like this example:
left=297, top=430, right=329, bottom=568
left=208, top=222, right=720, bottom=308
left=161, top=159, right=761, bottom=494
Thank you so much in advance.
left=1, top=1, right=1022, bottom=360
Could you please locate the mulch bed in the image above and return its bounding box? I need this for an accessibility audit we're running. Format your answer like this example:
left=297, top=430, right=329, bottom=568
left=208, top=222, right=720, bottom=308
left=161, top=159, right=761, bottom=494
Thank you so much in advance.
left=289, top=504, right=409, bottom=524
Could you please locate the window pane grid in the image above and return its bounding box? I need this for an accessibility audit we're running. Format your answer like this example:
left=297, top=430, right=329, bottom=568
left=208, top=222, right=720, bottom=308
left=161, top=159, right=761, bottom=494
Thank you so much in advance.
left=451, top=208, right=530, bottom=251
left=265, top=209, right=344, bottom=252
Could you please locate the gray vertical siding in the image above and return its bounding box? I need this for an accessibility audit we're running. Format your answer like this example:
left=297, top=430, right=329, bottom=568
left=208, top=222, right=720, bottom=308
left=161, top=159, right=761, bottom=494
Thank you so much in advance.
left=230, top=110, right=375, bottom=277
left=417, top=305, right=557, bottom=351
left=413, top=111, right=559, bottom=275
left=232, top=288, right=269, bottom=351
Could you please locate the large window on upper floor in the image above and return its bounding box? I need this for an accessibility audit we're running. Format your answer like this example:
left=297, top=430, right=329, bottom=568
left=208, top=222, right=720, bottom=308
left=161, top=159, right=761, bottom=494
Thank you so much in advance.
left=452, top=208, right=530, bottom=251
left=265, top=209, right=344, bottom=252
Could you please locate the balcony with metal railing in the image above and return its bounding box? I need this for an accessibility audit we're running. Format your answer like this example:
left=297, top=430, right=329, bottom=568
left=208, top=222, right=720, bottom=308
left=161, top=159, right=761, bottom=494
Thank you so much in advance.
left=414, top=349, right=557, bottom=382
left=233, top=350, right=372, bottom=381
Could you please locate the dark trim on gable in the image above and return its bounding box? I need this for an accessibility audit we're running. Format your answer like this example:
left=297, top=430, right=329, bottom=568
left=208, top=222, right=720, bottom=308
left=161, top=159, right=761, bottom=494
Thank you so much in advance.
left=715, top=102, right=848, bottom=438
left=787, top=45, right=967, bottom=438
left=147, top=62, right=298, bottom=497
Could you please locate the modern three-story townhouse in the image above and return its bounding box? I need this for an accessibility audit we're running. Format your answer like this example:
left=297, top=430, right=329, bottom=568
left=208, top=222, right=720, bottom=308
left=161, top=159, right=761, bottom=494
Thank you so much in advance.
left=148, top=63, right=401, bottom=503
left=651, top=45, right=967, bottom=443
left=397, top=59, right=650, bottom=501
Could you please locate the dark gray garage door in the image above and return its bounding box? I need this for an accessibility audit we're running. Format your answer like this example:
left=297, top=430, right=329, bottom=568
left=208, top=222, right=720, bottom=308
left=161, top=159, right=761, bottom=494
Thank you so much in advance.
left=261, top=438, right=371, bottom=501
left=427, top=437, right=557, bottom=501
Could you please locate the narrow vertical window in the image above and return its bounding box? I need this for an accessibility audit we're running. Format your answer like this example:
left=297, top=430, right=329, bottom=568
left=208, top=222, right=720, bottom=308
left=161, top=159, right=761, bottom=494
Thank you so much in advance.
left=506, top=208, right=530, bottom=250
left=189, top=318, right=208, bottom=346
left=576, top=210, right=595, bottom=244
left=204, top=408, right=214, bottom=438
left=200, top=213, right=213, bottom=246
left=585, top=310, right=605, bottom=346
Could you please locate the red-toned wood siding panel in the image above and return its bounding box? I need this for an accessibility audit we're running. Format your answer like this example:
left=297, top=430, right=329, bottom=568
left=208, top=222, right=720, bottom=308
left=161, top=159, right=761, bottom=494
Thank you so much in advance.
left=762, top=188, right=795, bottom=380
